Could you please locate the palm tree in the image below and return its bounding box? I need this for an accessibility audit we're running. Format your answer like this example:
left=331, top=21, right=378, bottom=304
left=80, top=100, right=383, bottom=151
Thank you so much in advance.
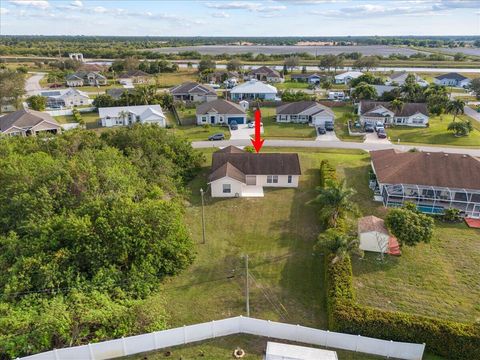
left=316, top=228, right=361, bottom=264
left=118, top=110, right=129, bottom=125
left=446, top=99, right=465, bottom=122
left=309, top=179, right=357, bottom=228
left=390, top=98, right=404, bottom=113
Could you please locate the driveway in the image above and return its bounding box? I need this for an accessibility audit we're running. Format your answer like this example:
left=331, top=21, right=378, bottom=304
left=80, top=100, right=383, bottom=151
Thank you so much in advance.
left=229, top=124, right=264, bottom=140
left=364, top=132, right=391, bottom=145
left=315, top=129, right=339, bottom=142
left=464, top=106, right=480, bottom=124
left=25, top=72, right=47, bottom=95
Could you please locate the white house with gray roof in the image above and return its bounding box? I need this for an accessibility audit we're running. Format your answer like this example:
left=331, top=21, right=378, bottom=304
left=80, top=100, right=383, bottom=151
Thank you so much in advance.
left=196, top=99, right=247, bottom=125
left=434, top=73, right=471, bottom=88
left=66, top=71, right=107, bottom=87
left=276, top=101, right=334, bottom=127
left=170, top=82, right=217, bottom=103
left=334, top=71, right=364, bottom=84
left=358, top=101, right=429, bottom=127
left=39, top=88, right=91, bottom=109
left=386, top=71, right=428, bottom=87
left=98, top=105, right=166, bottom=128
left=230, top=79, right=278, bottom=101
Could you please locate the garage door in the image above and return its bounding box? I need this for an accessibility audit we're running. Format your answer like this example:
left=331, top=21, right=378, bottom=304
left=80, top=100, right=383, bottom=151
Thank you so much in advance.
left=227, top=117, right=244, bottom=124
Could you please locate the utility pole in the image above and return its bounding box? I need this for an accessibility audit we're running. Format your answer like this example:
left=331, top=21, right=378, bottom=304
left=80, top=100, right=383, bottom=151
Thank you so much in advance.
left=245, top=254, right=250, bottom=317
left=200, top=188, right=206, bottom=244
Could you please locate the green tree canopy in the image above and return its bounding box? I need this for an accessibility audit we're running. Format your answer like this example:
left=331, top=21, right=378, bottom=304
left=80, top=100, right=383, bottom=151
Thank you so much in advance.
left=385, top=204, right=434, bottom=246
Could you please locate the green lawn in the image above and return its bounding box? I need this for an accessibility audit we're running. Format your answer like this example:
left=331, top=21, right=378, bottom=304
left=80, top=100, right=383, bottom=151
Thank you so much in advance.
left=331, top=105, right=365, bottom=142
left=169, top=124, right=230, bottom=141
left=352, top=222, right=480, bottom=323
left=154, top=69, right=198, bottom=88
left=54, top=111, right=101, bottom=130
left=275, top=81, right=311, bottom=90
left=124, top=334, right=392, bottom=360
left=386, top=114, right=480, bottom=147
left=255, top=106, right=317, bottom=139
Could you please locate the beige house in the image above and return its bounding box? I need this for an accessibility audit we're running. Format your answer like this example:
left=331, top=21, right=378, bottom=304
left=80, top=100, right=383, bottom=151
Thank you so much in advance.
left=276, top=101, right=335, bottom=127
left=170, top=82, right=217, bottom=103
left=245, top=66, right=284, bottom=83
left=358, top=215, right=401, bottom=255
left=0, top=108, right=62, bottom=136
left=196, top=99, right=247, bottom=125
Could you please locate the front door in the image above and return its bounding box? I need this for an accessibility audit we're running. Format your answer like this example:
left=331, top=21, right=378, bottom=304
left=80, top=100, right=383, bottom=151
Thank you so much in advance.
left=210, top=116, right=215, bottom=124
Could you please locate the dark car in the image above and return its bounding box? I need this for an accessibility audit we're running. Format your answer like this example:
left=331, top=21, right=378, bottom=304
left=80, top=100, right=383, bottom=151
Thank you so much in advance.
left=208, top=133, right=225, bottom=141
left=377, top=129, right=387, bottom=139
left=229, top=120, right=238, bottom=130
left=364, top=124, right=375, bottom=133
left=324, top=121, right=334, bottom=131
left=317, top=127, right=326, bottom=135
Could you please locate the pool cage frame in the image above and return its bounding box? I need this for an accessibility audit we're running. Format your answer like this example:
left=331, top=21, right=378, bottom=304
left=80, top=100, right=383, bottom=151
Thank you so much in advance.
left=380, top=183, right=480, bottom=217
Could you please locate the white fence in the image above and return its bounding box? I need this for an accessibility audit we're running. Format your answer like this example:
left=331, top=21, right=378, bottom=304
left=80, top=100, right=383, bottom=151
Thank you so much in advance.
left=18, top=316, right=425, bottom=360
left=45, top=107, right=96, bottom=116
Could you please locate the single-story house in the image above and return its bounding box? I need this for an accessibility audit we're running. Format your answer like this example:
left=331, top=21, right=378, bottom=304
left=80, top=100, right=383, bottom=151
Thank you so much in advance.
left=386, top=71, right=428, bottom=87
left=196, top=99, right=247, bottom=125
left=208, top=146, right=301, bottom=198
left=66, top=71, right=107, bottom=87
left=230, top=79, right=278, bottom=101
left=358, top=100, right=429, bottom=127
left=276, top=101, right=334, bottom=127
left=245, top=66, right=284, bottom=83
left=106, top=88, right=136, bottom=101
left=206, top=70, right=239, bottom=84
left=98, top=105, right=166, bottom=128
left=118, top=70, right=151, bottom=84
left=328, top=91, right=346, bottom=100
left=334, top=71, right=364, bottom=84
left=0, top=108, right=61, bottom=136
left=368, top=85, right=398, bottom=97
left=170, top=82, right=218, bottom=103
left=39, top=88, right=91, bottom=109
left=358, top=215, right=401, bottom=255
left=370, top=149, right=480, bottom=218
left=434, top=73, right=471, bottom=88
left=265, top=342, right=338, bottom=360
left=291, top=73, right=323, bottom=84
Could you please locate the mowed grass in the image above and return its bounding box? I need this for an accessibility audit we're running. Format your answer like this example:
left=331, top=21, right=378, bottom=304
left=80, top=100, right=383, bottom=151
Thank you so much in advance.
left=156, top=148, right=377, bottom=330
left=154, top=69, right=198, bottom=88
left=54, top=111, right=101, bottom=129
left=386, top=114, right=480, bottom=147
left=255, top=106, right=317, bottom=139
left=275, top=81, right=311, bottom=90
left=331, top=105, right=365, bottom=143
left=352, top=222, right=480, bottom=323
left=125, top=334, right=391, bottom=360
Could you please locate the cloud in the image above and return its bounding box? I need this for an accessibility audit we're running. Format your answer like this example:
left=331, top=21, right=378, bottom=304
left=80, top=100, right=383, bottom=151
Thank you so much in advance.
left=9, top=0, right=49, bottom=9
left=212, top=11, right=230, bottom=18
left=70, top=0, right=82, bottom=8
left=205, top=1, right=286, bottom=12
left=0, top=7, right=10, bottom=14
left=93, top=6, right=107, bottom=13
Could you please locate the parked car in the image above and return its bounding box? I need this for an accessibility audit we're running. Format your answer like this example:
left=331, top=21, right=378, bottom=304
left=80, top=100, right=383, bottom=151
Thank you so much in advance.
left=377, top=129, right=387, bottom=139
left=208, top=133, right=225, bottom=141
left=229, top=120, right=238, bottom=130
left=317, top=127, right=326, bottom=135
left=324, top=121, right=334, bottom=131
left=374, top=121, right=385, bottom=132
left=247, top=121, right=254, bottom=128
left=364, top=124, right=375, bottom=133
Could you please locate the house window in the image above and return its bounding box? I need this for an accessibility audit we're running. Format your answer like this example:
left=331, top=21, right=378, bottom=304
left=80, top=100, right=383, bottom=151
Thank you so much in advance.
left=267, top=175, right=278, bottom=184
left=412, top=118, right=424, bottom=124
left=288, top=175, right=292, bottom=184
left=223, top=184, right=231, bottom=193
left=202, top=116, right=207, bottom=122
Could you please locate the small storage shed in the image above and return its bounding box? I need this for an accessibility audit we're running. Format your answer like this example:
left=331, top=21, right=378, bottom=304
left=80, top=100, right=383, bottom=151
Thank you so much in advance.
left=265, top=342, right=338, bottom=360
left=358, top=215, right=401, bottom=255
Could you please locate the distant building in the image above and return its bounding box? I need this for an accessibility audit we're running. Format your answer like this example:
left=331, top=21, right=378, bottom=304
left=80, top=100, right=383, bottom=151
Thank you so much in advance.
left=66, top=71, right=107, bottom=87
left=291, top=73, right=324, bottom=85
left=434, top=73, right=471, bottom=88
left=0, top=108, right=61, bottom=136
left=118, top=70, right=151, bottom=84
left=196, top=99, right=247, bottom=125
left=358, top=100, right=429, bottom=127
left=68, top=53, right=84, bottom=62
left=245, top=66, right=284, bottom=83
left=170, top=82, right=218, bottom=103
left=106, top=88, right=136, bottom=101
left=98, top=105, right=166, bottom=128
left=230, top=79, right=278, bottom=101
left=276, top=101, right=335, bottom=127
left=386, top=71, right=428, bottom=87
left=39, top=88, right=91, bottom=109
left=334, top=71, right=364, bottom=84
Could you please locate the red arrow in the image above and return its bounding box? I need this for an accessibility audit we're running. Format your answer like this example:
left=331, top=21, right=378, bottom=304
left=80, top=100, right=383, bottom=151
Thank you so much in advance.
left=250, top=108, right=264, bottom=153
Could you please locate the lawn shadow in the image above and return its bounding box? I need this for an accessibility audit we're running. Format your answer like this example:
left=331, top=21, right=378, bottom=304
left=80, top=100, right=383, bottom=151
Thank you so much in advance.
left=351, top=252, right=401, bottom=277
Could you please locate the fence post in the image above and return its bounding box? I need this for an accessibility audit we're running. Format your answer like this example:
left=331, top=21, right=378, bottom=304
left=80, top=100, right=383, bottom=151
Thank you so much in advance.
left=355, top=335, right=361, bottom=352
left=239, top=315, right=243, bottom=333
left=121, top=337, right=127, bottom=356
left=324, top=330, right=329, bottom=348
left=53, top=349, right=59, bottom=360
left=387, top=339, right=393, bottom=359
left=183, top=325, right=187, bottom=344
left=211, top=320, right=216, bottom=338
left=88, top=343, right=95, bottom=360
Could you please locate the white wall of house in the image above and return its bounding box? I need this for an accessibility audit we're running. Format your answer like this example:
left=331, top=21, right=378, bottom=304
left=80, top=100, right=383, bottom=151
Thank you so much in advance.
left=196, top=112, right=246, bottom=125
left=256, top=174, right=299, bottom=188
left=434, top=78, right=471, bottom=88
left=312, top=114, right=334, bottom=127
left=276, top=113, right=334, bottom=126
left=266, top=76, right=284, bottom=83
left=231, top=92, right=276, bottom=101
left=392, top=112, right=429, bottom=127
left=210, top=174, right=299, bottom=197
left=211, top=177, right=244, bottom=197
left=61, top=93, right=92, bottom=107
left=359, top=231, right=390, bottom=253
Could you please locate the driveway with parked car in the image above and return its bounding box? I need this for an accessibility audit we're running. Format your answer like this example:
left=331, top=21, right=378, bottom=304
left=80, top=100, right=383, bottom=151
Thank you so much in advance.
left=316, top=126, right=339, bottom=141
left=229, top=121, right=264, bottom=140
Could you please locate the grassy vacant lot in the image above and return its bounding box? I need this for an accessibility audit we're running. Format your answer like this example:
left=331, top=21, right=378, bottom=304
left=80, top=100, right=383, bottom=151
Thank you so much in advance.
left=275, top=81, right=311, bottom=90
left=387, top=114, right=480, bottom=147
left=54, top=111, right=101, bottom=129
left=352, top=222, right=480, bottom=323
left=154, top=148, right=378, bottom=330
left=167, top=108, right=231, bottom=141
left=125, top=334, right=391, bottom=360
left=255, top=106, right=317, bottom=139
left=155, top=69, right=198, bottom=88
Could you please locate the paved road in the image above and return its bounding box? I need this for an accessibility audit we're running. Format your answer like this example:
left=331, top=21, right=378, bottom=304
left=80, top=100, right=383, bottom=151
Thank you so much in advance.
left=192, top=138, right=480, bottom=156
left=465, top=106, right=480, bottom=124
left=25, top=72, right=46, bottom=95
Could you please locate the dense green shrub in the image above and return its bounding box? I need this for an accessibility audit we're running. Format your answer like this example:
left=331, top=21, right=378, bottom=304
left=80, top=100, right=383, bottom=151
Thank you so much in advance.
left=319, top=160, right=337, bottom=188
left=326, top=255, right=480, bottom=360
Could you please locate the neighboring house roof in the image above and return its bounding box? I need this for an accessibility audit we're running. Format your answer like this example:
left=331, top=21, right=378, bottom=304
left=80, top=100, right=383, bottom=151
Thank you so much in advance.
left=0, top=108, right=60, bottom=133
left=291, top=73, right=323, bottom=80
left=118, top=70, right=150, bottom=78
left=248, top=66, right=281, bottom=78
left=434, top=72, right=468, bottom=81
left=98, top=105, right=165, bottom=119
left=230, top=79, right=278, bottom=94
left=359, top=101, right=428, bottom=117
left=196, top=99, right=245, bottom=115
left=358, top=215, right=389, bottom=235
left=67, top=71, right=106, bottom=81
left=276, top=101, right=334, bottom=117
left=170, top=82, right=217, bottom=96
left=335, top=71, right=363, bottom=80
left=370, top=149, right=480, bottom=190
left=371, top=85, right=398, bottom=96
left=40, top=88, right=90, bottom=100
left=209, top=146, right=301, bottom=183
left=387, top=71, right=426, bottom=84
left=106, top=88, right=136, bottom=100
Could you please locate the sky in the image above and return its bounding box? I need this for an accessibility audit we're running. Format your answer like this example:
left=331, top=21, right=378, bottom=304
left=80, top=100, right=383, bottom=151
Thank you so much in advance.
left=0, top=0, right=480, bottom=36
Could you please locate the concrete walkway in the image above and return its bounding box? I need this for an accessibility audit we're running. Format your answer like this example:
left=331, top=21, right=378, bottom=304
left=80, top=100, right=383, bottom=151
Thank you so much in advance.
left=465, top=106, right=480, bottom=124
left=192, top=138, right=480, bottom=156
left=25, top=72, right=46, bottom=95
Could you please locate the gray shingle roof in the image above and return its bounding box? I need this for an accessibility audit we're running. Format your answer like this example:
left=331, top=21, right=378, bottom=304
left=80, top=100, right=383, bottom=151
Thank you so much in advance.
left=359, top=101, right=428, bottom=117
left=434, top=72, right=468, bottom=81
left=276, top=101, right=334, bottom=116
left=248, top=66, right=281, bottom=78
left=0, top=108, right=59, bottom=133
left=170, top=82, right=216, bottom=96
left=118, top=70, right=150, bottom=79
left=196, top=99, right=245, bottom=115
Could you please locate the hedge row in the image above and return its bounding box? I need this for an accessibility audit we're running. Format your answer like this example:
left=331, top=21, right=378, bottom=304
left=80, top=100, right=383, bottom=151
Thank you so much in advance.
left=326, top=255, right=480, bottom=360
left=319, top=160, right=337, bottom=189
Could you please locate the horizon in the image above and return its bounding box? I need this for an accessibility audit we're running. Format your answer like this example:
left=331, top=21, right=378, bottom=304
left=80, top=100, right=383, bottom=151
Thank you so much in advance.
left=1, top=0, right=480, bottom=37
